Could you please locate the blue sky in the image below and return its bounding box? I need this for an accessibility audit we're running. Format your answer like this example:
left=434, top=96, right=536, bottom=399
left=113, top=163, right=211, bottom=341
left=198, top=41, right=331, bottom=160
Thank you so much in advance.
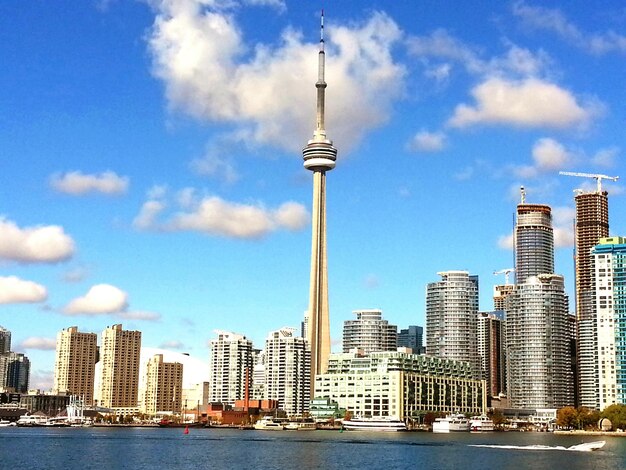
left=1, top=0, right=625, bottom=390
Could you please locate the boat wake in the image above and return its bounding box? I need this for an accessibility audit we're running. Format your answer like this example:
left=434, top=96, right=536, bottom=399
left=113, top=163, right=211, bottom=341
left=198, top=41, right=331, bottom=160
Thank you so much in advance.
left=469, top=441, right=605, bottom=452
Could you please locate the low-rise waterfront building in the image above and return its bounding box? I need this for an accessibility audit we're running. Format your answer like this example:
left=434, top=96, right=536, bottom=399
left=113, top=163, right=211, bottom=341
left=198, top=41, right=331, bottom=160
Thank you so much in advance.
left=314, top=350, right=485, bottom=419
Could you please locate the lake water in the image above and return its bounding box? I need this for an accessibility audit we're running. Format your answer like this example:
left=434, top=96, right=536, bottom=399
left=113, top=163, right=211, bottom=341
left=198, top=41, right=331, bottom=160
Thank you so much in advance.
left=1, top=427, right=624, bottom=469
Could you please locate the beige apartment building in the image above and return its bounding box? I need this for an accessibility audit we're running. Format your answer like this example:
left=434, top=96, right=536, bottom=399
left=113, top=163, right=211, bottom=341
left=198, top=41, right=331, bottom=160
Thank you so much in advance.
left=53, top=326, right=98, bottom=405
left=142, top=354, right=183, bottom=416
left=98, top=324, right=141, bottom=409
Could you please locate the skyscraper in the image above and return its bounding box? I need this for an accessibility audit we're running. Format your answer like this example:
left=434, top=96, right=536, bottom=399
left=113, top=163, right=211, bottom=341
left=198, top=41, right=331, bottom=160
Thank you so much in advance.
left=98, top=324, right=142, bottom=408
left=426, top=271, right=479, bottom=374
left=0, top=352, right=30, bottom=393
left=591, top=237, right=626, bottom=409
left=515, top=199, right=554, bottom=284
left=208, top=330, right=253, bottom=406
left=477, top=311, right=506, bottom=397
left=506, top=274, right=573, bottom=409
left=303, top=12, right=338, bottom=391
left=574, top=191, right=610, bottom=408
left=397, top=325, right=424, bottom=354
left=264, top=327, right=310, bottom=416
left=53, top=326, right=98, bottom=405
left=142, top=354, right=183, bottom=416
left=0, top=326, right=10, bottom=354
left=343, top=309, right=398, bottom=354
left=507, top=195, right=574, bottom=409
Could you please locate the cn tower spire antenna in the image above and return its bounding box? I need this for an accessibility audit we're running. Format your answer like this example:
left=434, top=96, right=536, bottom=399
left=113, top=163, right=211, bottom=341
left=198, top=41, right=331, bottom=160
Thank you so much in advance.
left=303, top=10, right=338, bottom=395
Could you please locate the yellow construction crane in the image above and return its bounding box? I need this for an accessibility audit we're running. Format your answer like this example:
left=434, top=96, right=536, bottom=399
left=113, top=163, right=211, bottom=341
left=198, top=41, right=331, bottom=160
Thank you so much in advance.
left=559, top=171, right=619, bottom=193
left=494, top=268, right=515, bottom=285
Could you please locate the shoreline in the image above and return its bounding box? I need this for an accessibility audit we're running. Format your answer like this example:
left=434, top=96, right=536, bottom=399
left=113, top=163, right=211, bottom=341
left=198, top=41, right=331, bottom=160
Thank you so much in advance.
left=554, top=430, right=626, bottom=437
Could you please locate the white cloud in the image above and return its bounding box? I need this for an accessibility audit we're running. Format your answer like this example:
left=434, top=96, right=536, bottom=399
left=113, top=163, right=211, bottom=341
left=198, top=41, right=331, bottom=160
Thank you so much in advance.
left=50, top=170, right=129, bottom=195
left=0, top=276, right=48, bottom=304
left=448, top=78, right=594, bottom=129
left=159, top=340, right=185, bottom=350
left=513, top=1, right=626, bottom=55
left=497, top=232, right=514, bottom=250
left=0, top=218, right=75, bottom=264
left=552, top=206, right=575, bottom=248
left=532, top=138, right=573, bottom=171
left=167, top=196, right=307, bottom=238
left=134, top=187, right=309, bottom=238
left=64, top=284, right=129, bottom=315
left=364, top=274, right=380, bottom=290
left=118, top=310, right=161, bottom=321
left=407, top=29, right=550, bottom=79
left=147, top=2, right=405, bottom=153
left=19, top=337, right=57, bottom=350
left=62, top=266, right=90, bottom=283
left=190, top=149, right=239, bottom=183
left=133, top=200, right=167, bottom=230
left=408, top=130, right=446, bottom=152
left=29, top=369, right=54, bottom=391
left=591, top=146, right=619, bottom=168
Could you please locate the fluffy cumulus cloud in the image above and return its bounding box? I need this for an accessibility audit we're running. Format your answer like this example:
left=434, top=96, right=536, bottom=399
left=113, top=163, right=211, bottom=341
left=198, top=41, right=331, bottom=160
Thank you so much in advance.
left=64, top=284, right=129, bottom=315
left=133, top=186, right=309, bottom=238
left=19, top=337, right=57, bottom=350
left=0, top=218, right=75, bottom=263
left=448, top=78, right=594, bottom=129
left=50, top=170, right=129, bottom=195
left=147, top=1, right=405, bottom=153
left=512, top=1, right=626, bottom=55
left=532, top=138, right=573, bottom=171
left=0, top=276, right=48, bottom=304
left=408, top=130, right=446, bottom=152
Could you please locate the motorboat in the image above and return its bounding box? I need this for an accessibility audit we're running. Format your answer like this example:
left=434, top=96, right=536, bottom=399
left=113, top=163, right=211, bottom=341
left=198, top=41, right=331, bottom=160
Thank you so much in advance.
left=469, top=415, right=495, bottom=432
left=254, top=417, right=285, bottom=431
left=341, top=416, right=407, bottom=432
left=284, top=419, right=317, bottom=431
left=432, top=414, right=470, bottom=433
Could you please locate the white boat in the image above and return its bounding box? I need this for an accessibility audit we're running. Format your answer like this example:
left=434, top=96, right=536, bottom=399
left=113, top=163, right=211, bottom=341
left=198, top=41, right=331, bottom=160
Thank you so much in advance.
left=567, top=441, right=606, bottom=452
left=254, top=417, right=285, bottom=431
left=341, top=416, right=407, bottom=432
left=0, top=420, right=16, bottom=427
left=469, top=415, right=495, bottom=432
left=432, top=414, right=470, bottom=433
left=16, top=414, right=48, bottom=426
left=284, top=419, right=317, bottom=431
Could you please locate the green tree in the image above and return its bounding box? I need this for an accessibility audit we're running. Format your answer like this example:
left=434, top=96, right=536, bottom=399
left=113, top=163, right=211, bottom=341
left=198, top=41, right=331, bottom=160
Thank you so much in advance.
left=601, top=404, right=626, bottom=430
left=576, top=407, right=600, bottom=430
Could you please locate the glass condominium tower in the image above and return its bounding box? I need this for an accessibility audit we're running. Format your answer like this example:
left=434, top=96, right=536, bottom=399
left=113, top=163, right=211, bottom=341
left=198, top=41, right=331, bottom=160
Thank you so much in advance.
left=507, top=197, right=574, bottom=409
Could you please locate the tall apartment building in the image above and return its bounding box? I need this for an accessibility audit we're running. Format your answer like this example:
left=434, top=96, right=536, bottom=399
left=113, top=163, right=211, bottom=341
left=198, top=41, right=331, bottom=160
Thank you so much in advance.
left=53, top=326, right=98, bottom=405
left=98, top=324, right=142, bottom=409
left=0, top=326, right=10, bottom=353
left=574, top=191, right=610, bottom=408
left=591, top=237, right=626, bottom=409
left=477, top=311, right=506, bottom=397
left=426, top=271, right=479, bottom=374
left=343, top=309, right=397, bottom=354
left=515, top=202, right=554, bottom=284
left=398, top=325, right=424, bottom=354
left=0, top=352, right=30, bottom=393
left=208, top=331, right=253, bottom=406
left=142, top=354, right=183, bottom=415
left=264, top=327, right=310, bottom=416
left=506, top=274, right=573, bottom=409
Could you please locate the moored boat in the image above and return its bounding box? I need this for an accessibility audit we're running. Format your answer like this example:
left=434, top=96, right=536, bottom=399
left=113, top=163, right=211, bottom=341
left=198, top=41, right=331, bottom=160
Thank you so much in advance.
left=254, top=417, right=285, bottom=431
left=341, top=416, right=407, bottom=432
left=469, top=415, right=494, bottom=432
left=432, top=414, right=470, bottom=433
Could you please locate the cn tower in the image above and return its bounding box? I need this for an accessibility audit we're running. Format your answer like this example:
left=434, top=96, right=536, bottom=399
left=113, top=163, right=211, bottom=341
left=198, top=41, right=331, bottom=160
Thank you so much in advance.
left=303, top=11, right=337, bottom=392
